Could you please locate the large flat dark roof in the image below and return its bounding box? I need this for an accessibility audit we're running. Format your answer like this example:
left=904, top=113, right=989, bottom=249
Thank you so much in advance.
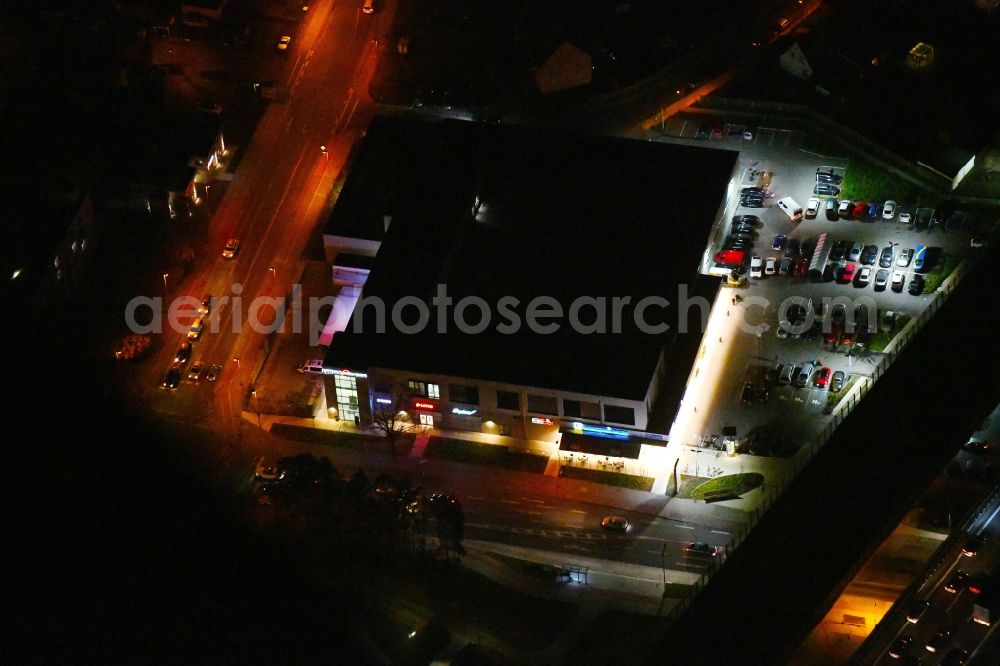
left=326, top=116, right=734, bottom=401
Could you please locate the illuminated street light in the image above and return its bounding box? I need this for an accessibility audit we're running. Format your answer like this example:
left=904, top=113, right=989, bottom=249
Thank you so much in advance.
left=162, top=273, right=169, bottom=301
left=269, top=266, right=276, bottom=278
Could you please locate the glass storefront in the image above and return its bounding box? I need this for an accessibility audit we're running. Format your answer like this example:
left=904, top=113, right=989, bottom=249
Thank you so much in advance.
left=334, top=374, right=360, bottom=423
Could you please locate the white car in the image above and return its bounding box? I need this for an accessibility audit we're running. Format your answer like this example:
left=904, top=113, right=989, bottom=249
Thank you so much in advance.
left=764, top=256, right=777, bottom=275
left=856, top=266, right=872, bottom=286
left=255, top=461, right=285, bottom=482
left=898, top=212, right=912, bottom=225
left=750, top=255, right=764, bottom=278
left=882, top=200, right=896, bottom=219
left=896, top=248, right=913, bottom=267
left=891, top=271, right=905, bottom=292
left=277, top=35, right=291, bottom=51
left=838, top=200, right=852, bottom=216
left=805, top=197, right=820, bottom=219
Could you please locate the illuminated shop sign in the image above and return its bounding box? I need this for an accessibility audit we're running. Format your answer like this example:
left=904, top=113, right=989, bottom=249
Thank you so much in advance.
left=570, top=422, right=630, bottom=439
left=531, top=417, right=555, bottom=426
left=452, top=407, right=478, bottom=416
left=414, top=401, right=436, bottom=410
left=375, top=398, right=392, bottom=405
left=328, top=368, right=367, bottom=378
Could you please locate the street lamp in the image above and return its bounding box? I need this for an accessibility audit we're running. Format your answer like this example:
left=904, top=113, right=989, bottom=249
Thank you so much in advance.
left=162, top=273, right=169, bottom=302
left=269, top=266, right=276, bottom=279
left=251, top=388, right=262, bottom=429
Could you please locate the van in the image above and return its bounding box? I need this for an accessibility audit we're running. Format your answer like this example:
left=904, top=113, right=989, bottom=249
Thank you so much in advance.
left=777, top=197, right=804, bottom=221
left=298, top=359, right=326, bottom=375
left=777, top=364, right=794, bottom=386
left=362, top=0, right=375, bottom=13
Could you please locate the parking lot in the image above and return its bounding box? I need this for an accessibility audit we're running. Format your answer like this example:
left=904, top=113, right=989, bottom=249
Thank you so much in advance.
left=682, top=141, right=979, bottom=461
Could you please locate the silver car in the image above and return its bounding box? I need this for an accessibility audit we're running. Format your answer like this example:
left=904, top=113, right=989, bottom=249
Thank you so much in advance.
left=795, top=364, right=816, bottom=388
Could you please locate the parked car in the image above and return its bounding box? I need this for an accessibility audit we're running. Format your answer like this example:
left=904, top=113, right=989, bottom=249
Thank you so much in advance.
left=794, top=257, right=808, bottom=277
left=908, top=273, right=925, bottom=295
left=750, top=255, right=763, bottom=278
left=805, top=198, right=820, bottom=218
left=787, top=238, right=801, bottom=257
left=779, top=256, right=793, bottom=275
left=879, top=246, right=895, bottom=268
left=795, top=364, right=816, bottom=388
left=814, top=183, right=840, bottom=197
left=896, top=248, right=913, bottom=267
left=882, top=200, right=897, bottom=219
left=837, top=262, right=857, bottom=284
left=732, top=214, right=761, bottom=226
left=848, top=241, right=863, bottom=262
left=765, top=257, right=777, bottom=275
left=830, top=240, right=849, bottom=261
left=771, top=234, right=786, bottom=250
left=815, top=367, right=831, bottom=388
left=825, top=199, right=837, bottom=220
left=861, top=244, right=878, bottom=265
left=891, top=271, right=905, bottom=292
left=874, top=269, right=890, bottom=290
left=867, top=202, right=880, bottom=219
left=714, top=249, right=745, bottom=266
left=816, top=169, right=843, bottom=184
left=898, top=211, right=912, bottom=225
left=913, top=245, right=927, bottom=272
left=852, top=202, right=868, bottom=219
left=961, top=535, right=983, bottom=557
left=830, top=370, right=846, bottom=392
left=777, top=364, right=795, bottom=386
left=187, top=360, right=204, bottom=381
left=205, top=364, right=222, bottom=382
left=174, top=340, right=192, bottom=364
left=855, top=266, right=872, bottom=286
left=838, top=199, right=852, bottom=217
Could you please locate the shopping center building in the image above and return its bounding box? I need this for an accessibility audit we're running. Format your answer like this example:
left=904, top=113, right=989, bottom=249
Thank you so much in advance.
left=321, top=116, right=738, bottom=454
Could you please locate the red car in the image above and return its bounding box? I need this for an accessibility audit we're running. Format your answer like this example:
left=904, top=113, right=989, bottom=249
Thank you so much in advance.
left=714, top=249, right=746, bottom=266
left=794, top=257, right=809, bottom=277
left=837, top=262, right=857, bottom=284
left=852, top=202, right=868, bottom=220
left=815, top=367, right=831, bottom=387
left=824, top=325, right=841, bottom=345
left=839, top=330, right=855, bottom=347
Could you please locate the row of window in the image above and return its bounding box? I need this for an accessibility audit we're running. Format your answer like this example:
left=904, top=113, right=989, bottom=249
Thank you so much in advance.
left=408, top=379, right=635, bottom=425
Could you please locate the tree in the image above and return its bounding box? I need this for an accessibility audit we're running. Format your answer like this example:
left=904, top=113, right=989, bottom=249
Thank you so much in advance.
left=368, top=383, right=419, bottom=462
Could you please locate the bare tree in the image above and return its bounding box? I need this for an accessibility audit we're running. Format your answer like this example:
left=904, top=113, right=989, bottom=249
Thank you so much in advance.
left=369, top=383, right=419, bottom=462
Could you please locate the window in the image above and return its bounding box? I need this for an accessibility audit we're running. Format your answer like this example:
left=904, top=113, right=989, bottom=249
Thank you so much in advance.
left=563, top=400, right=581, bottom=418
left=527, top=394, right=558, bottom=415
left=419, top=414, right=434, bottom=426
left=335, top=375, right=360, bottom=423
left=496, top=390, right=519, bottom=411
left=449, top=384, right=479, bottom=405
left=409, top=381, right=440, bottom=398
left=498, top=424, right=511, bottom=436
left=603, top=404, right=635, bottom=426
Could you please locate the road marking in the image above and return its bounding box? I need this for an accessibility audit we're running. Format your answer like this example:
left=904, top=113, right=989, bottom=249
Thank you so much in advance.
left=500, top=499, right=519, bottom=505
left=522, top=497, right=545, bottom=503
left=711, top=530, right=731, bottom=535
left=520, top=511, right=541, bottom=516
left=570, top=509, right=586, bottom=514
left=675, top=524, right=695, bottom=530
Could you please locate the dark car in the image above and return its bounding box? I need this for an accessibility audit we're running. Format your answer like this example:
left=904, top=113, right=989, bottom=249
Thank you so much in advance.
left=961, top=534, right=983, bottom=556
left=830, top=370, right=846, bottom=392
left=874, top=269, right=890, bottom=291
left=925, top=629, right=950, bottom=653
left=741, top=197, right=765, bottom=209
left=908, top=274, right=925, bottom=295
left=163, top=363, right=182, bottom=389
left=601, top=515, right=629, bottom=532
left=794, top=257, right=808, bottom=277
left=861, top=245, right=878, bottom=265
left=824, top=198, right=837, bottom=220
left=962, top=440, right=991, bottom=456
left=888, top=635, right=913, bottom=659
left=732, top=222, right=756, bottom=235
left=771, top=234, right=787, bottom=250
left=906, top=599, right=930, bottom=624
left=174, top=341, right=192, bottom=364
left=814, top=183, right=840, bottom=197
left=732, top=215, right=760, bottom=226
left=779, top=257, right=793, bottom=275
left=724, top=239, right=754, bottom=251
left=941, top=648, right=969, bottom=665
left=944, top=571, right=968, bottom=593
left=879, top=246, right=895, bottom=268
left=830, top=240, right=849, bottom=261
left=685, top=542, right=719, bottom=556
left=816, top=169, right=843, bottom=185
left=867, top=202, right=880, bottom=219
